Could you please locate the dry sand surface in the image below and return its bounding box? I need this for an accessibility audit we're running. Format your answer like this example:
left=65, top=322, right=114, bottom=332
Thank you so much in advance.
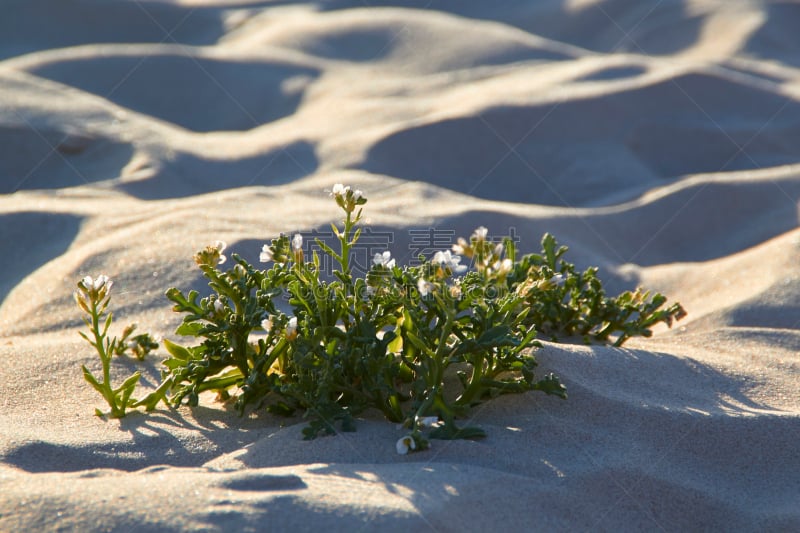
left=2, top=0, right=800, bottom=530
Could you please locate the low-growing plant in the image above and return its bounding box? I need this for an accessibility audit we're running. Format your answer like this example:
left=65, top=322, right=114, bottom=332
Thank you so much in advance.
left=77, top=185, right=685, bottom=451
left=453, top=232, right=687, bottom=346
left=75, top=275, right=156, bottom=417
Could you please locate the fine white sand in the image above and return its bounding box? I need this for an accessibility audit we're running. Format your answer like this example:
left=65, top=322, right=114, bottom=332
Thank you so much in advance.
left=2, top=1, right=800, bottom=530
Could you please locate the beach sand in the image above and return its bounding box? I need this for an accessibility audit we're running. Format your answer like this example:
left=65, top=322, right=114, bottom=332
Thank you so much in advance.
left=1, top=1, right=799, bottom=530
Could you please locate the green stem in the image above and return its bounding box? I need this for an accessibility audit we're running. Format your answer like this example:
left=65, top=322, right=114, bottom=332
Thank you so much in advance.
left=455, top=354, right=485, bottom=406
left=340, top=211, right=352, bottom=277
left=195, top=373, right=243, bottom=394
left=89, top=299, right=124, bottom=417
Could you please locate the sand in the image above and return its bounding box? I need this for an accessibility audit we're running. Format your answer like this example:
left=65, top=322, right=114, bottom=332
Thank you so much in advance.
left=1, top=0, right=799, bottom=530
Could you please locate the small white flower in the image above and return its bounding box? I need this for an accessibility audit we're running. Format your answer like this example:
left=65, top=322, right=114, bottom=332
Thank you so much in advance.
left=213, top=299, right=224, bottom=314
left=286, top=316, right=298, bottom=339
left=372, top=250, right=395, bottom=269
left=417, top=278, right=434, bottom=296
left=396, top=435, right=417, bottom=455
left=261, top=317, right=273, bottom=331
left=292, top=234, right=303, bottom=252
left=472, top=226, right=488, bottom=241
left=259, top=244, right=273, bottom=263
left=449, top=284, right=462, bottom=299
left=82, top=274, right=112, bottom=295
left=452, top=237, right=469, bottom=255
left=352, top=189, right=363, bottom=201
left=415, top=416, right=439, bottom=429
left=330, top=183, right=350, bottom=197
left=214, top=240, right=227, bottom=265
left=492, top=258, right=513, bottom=276
left=432, top=250, right=467, bottom=274
left=494, top=243, right=504, bottom=257
left=94, top=274, right=111, bottom=291
left=550, top=273, right=565, bottom=286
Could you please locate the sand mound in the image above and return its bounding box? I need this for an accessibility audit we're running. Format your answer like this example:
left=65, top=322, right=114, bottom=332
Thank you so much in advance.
left=1, top=1, right=799, bottom=530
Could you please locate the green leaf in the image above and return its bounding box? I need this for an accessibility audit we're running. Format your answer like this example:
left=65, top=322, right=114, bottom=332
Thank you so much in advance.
left=315, top=239, right=341, bottom=264
left=453, top=325, right=518, bottom=356
left=387, top=332, right=403, bottom=354
left=102, top=312, right=113, bottom=337
left=113, top=372, right=142, bottom=395
left=405, top=331, right=436, bottom=358
left=163, top=338, right=192, bottom=361
left=119, top=372, right=142, bottom=407
left=81, top=365, right=105, bottom=394
left=175, top=322, right=204, bottom=337
left=135, top=377, right=175, bottom=411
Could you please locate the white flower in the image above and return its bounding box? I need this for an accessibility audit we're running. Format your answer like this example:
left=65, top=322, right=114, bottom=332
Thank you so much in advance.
left=95, top=275, right=111, bottom=291
left=261, top=317, right=273, bottom=331
left=82, top=274, right=113, bottom=294
left=292, top=234, right=303, bottom=252
left=415, top=416, right=439, bottom=429
left=449, top=284, right=462, bottom=299
left=330, top=183, right=350, bottom=197
left=353, top=189, right=363, bottom=201
left=494, top=243, right=504, bottom=257
left=432, top=250, right=467, bottom=274
left=536, top=273, right=566, bottom=290
left=259, top=244, right=273, bottom=263
left=396, top=435, right=417, bottom=455
left=472, top=226, right=488, bottom=241
left=451, top=237, right=468, bottom=255
left=213, top=299, right=224, bottom=314
left=286, top=316, right=298, bottom=339
left=492, top=258, right=513, bottom=276
left=417, top=278, right=434, bottom=297
left=96, top=275, right=111, bottom=290
left=214, top=241, right=227, bottom=265
left=372, top=250, right=395, bottom=269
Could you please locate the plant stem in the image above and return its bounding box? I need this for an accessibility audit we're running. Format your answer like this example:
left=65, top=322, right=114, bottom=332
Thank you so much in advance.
left=340, top=211, right=352, bottom=277
left=89, top=299, right=123, bottom=417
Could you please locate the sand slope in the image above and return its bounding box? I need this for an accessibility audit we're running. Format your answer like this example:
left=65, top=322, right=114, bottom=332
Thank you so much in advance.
left=1, top=1, right=799, bottom=530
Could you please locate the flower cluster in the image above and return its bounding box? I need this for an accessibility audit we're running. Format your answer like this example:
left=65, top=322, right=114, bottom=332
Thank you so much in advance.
left=74, top=274, right=112, bottom=313
left=330, top=183, right=365, bottom=213
left=194, top=241, right=227, bottom=267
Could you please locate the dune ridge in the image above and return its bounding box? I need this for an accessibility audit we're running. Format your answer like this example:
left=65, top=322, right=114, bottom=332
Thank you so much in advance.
left=1, top=1, right=799, bottom=531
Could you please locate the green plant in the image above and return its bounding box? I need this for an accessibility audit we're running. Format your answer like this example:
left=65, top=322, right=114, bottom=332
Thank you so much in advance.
left=145, top=187, right=565, bottom=446
left=75, top=275, right=143, bottom=418
left=77, top=185, right=686, bottom=451
left=115, top=325, right=159, bottom=361
left=455, top=232, right=687, bottom=347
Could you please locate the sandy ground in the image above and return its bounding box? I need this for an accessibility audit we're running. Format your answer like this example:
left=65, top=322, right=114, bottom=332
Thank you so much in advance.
left=1, top=1, right=799, bottom=530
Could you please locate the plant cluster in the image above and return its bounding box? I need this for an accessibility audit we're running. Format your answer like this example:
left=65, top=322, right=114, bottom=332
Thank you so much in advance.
left=77, top=185, right=685, bottom=451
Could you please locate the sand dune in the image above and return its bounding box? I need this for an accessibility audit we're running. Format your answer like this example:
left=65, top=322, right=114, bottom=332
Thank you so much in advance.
left=1, top=1, right=799, bottom=531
